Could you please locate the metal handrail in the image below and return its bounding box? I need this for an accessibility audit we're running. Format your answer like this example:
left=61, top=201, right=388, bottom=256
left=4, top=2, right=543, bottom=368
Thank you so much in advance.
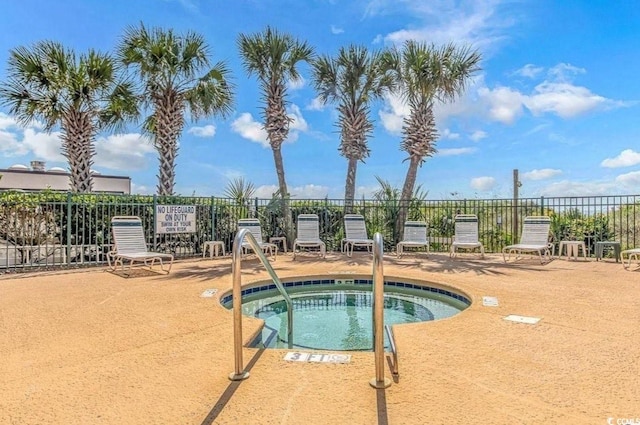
left=370, top=232, right=391, bottom=389
left=385, top=324, right=399, bottom=376
left=229, top=228, right=294, bottom=381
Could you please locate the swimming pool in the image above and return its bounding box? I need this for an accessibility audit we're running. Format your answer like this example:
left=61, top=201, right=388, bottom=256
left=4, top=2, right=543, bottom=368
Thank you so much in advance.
left=221, top=276, right=471, bottom=351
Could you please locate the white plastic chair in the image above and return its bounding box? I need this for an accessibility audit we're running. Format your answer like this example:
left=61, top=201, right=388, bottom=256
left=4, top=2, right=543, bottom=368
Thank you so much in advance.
left=342, top=214, right=373, bottom=257
left=109, top=216, right=174, bottom=274
left=450, top=214, right=485, bottom=258
left=620, top=248, right=640, bottom=270
left=397, top=221, right=429, bottom=258
left=292, top=214, right=326, bottom=259
left=502, top=216, right=552, bottom=264
left=237, top=218, right=278, bottom=259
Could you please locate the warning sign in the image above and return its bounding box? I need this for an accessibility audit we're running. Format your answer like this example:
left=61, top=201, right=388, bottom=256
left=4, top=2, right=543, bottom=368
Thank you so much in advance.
left=155, top=205, right=196, bottom=234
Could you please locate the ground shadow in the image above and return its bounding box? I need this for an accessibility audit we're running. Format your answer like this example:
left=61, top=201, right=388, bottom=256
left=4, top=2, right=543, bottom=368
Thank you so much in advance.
left=199, top=348, right=266, bottom=425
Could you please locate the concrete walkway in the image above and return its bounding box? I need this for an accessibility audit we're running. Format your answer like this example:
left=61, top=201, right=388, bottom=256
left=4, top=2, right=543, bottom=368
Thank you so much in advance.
left=1, top=252, right=638, bottom=424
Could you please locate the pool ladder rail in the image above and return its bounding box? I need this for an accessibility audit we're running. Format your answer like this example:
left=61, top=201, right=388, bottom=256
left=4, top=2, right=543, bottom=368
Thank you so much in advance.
left=385, top=324, right=399, bottom=377
left=228, top=229, right=397, bottom=387
left=371, top=232, right=392, bottom=389
left=229, top=228, right=294, bottom=381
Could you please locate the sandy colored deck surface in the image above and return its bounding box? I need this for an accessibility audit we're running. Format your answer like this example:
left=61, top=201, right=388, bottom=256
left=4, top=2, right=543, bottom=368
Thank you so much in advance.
left=1, top=252, right=639, bottom=425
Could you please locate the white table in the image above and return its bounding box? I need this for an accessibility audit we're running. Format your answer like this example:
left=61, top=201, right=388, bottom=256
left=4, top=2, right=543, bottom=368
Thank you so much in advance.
left=203, top=241, right=225, bottom=258
left=269, top=237, right=287, bottom=254
left=558, top=241, right=587, bottom=261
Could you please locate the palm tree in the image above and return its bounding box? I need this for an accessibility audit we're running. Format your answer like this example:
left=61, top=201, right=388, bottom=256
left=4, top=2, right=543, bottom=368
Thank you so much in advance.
left=118, top=23, right=234, bottom=196
left=384, top=41, right=481, bottom=240
left=237, top=26, right=314, bottom=242
left=311, top=45, right=395, bottom=213
left=0, top=41, right=137, bottom=192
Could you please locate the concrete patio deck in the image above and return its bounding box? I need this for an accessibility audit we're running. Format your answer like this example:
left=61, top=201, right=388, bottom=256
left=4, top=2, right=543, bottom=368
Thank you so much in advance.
left=1, top=252, right=639, bottom=424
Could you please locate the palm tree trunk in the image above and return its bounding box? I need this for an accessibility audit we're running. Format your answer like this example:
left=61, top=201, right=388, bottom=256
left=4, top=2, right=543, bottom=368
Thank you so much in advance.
left=272, top=146, right=292, bottom=247
left=396, top=155, right=421, bottom=242
left=154, top=93, right=184, bottom=196
left=344, top=157, right=358, bottom=214
left=62, top=111, right=95, bottom=193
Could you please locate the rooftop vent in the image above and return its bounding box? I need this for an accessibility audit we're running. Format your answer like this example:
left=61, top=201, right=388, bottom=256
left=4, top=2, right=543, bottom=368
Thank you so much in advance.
left=30, top=160, right=46, bottom=171
left=9, top=164, right=29, bottom=170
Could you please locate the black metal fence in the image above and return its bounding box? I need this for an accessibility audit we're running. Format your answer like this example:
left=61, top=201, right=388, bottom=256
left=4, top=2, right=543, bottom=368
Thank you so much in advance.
left=1, top=191, right=639, bottom=271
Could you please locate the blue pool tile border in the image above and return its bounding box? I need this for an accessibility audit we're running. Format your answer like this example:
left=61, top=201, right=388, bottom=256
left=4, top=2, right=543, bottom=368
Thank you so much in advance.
left=220, top=279, right=471, bottom=306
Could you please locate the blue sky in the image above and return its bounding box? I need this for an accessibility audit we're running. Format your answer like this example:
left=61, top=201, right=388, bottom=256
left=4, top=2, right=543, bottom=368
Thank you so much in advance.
left=0, top=0, right=639, bottom=199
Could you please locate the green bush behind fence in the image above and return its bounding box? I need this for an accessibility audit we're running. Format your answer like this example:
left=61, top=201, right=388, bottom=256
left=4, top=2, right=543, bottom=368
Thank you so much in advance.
left=1, top=191, right=639, bottom=270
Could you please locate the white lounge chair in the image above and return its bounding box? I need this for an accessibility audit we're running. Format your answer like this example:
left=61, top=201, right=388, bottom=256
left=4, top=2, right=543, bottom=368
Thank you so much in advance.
left=397, top=221, right=429, bottom=258
left=292, top=214, right=326, bottom=259
left=621, top=248, right=640, bottom=270
left=342, top=214, right=373, bottom=257
left=450, top=214, right=485, bottom=258
left=502, top=216, right=552, bottom=264
left=237, top=218, right=278, bottom=259
left=108, top=216, right=174, bottom=274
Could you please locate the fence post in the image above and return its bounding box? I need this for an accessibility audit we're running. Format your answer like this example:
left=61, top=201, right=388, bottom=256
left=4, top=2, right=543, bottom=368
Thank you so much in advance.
left=210, top=196, right=216, bottom=241
left=66, top=192, right=72, bottom=264
left=254, top=197, right=258, bottom=218
left=153, top=194, right=157, bottom=251
left=513, top=169, right=520, bottom=241
left=540, top=196, right=545, bottom=216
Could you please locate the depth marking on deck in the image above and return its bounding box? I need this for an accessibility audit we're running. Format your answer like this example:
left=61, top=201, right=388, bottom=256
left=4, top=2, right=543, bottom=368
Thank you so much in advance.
left=200, top=289, right=218, bottom=298
left=503, top=314, right=541, bottom=324
left=284, top=352, right=351, bottom=364
left=482, top=296, right=499, bottom=307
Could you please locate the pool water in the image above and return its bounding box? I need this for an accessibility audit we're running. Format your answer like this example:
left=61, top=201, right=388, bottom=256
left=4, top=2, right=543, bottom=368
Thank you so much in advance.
left=224, top=281, right=469, bottom=351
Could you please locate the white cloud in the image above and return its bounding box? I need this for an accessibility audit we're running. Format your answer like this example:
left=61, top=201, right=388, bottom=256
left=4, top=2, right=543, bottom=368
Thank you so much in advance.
left=469, top=130, right=487, bottom=142
left=289, top=104, right=308, bottom=132
left=0, top=114, right=61, bottom=160
left=372, top=0, right=514, bottom=52
left=291, top=184, right=329, bottom=198
left=287, top=76, right=305, bottom=91
left=615, top=171, right=640, bottom=187
left=441, top=128, right=460, bottom=140
left=522, top=168, right=562, bottom=181
left=254, top=184, right=279, bottom=198
left=307, top=96, right=327, bottom=111
left=355, top=185, right=378, bottom=199
left=547, top=63, right=586, bottom=82
left=513, top=64, right=544, bottom=79
left=231, top=113, right=269, bottom=147
left=524, top=82, right=607, bottom=118
left=538, top=180, right=615, bottom=197
left=437, top=147, right=476, bottom=156
left=254, top=184, right=328, bottom=199
left=130, top=182, right=153, bottom=195
left=470, top=176, right=496, bottom=191
left=20, top=129, right=64, bottom=162
left=0, top=129, right=25, bottom=156
left=379, top=92, right=410, bottom=135
left=478, top=86, right=525, bottom=124
left=601, top=149, right=640, bottom=168
left=94, top=133, right=155, bottom=171
left=232, top=105, right=309, bottom=147
left=0, top=113, right=156, bottom=171
left=187, top=124, right=216, bottom=137
left=330, top=25, right=344, bottom=34
left=0, top=113, right=19, bottom=130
